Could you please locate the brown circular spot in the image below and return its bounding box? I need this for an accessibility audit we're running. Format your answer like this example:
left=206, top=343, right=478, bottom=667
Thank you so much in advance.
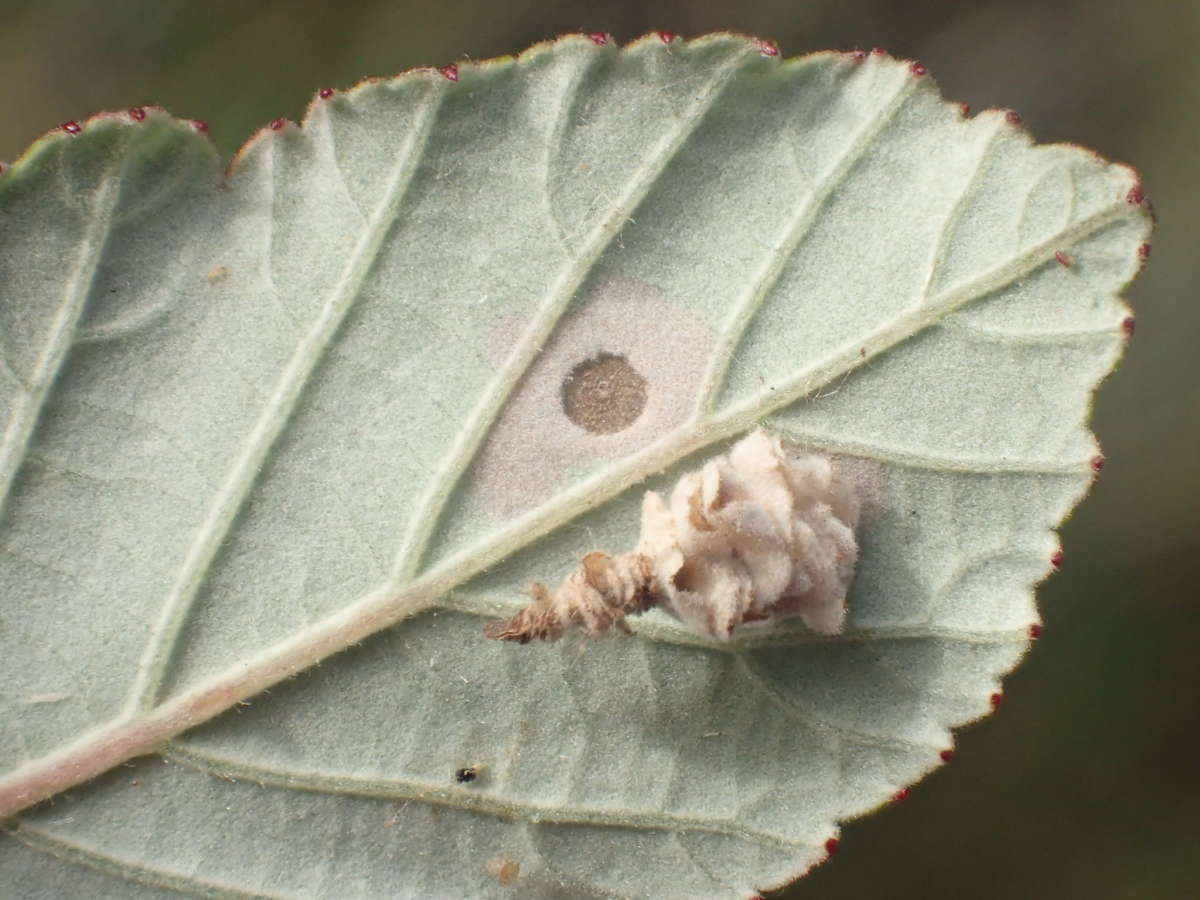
left=561, top=353, right=648, bottom=434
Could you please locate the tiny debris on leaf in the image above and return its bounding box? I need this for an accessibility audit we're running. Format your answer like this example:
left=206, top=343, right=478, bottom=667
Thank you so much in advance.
left=485, top=857, right=521, bottom=886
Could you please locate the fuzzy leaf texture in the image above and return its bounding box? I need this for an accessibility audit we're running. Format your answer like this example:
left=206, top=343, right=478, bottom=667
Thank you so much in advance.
left=0, top=33, right=1150, bottom=899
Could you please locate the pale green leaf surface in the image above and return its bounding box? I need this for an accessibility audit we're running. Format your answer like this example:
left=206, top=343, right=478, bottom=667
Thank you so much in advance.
left=0, top=34, right=1148, bottom=898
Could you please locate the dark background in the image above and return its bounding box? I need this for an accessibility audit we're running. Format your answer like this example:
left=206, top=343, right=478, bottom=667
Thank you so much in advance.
left=2, top=1, right=1196, bottom=897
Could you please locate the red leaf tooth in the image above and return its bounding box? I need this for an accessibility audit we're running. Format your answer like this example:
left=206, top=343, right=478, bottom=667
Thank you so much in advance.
left=910, top=61, right=927, bottom=76
left=61, top=121, right=82, bottom=135
left=1050, top=549, right=1064, bottom=569
left=269, top=118, right=287, bottom=131
left=848, top=49, right=867, bottom=62
left=824, top=837, right=840, bottom=855
left=128, top=107, right=146, bottom=122
left=871, top=47, right=886, bottom=56
left=940, top=749, right=955, bottom=763
left=1121, top=316, right=1136, bottom=336
left=1126, top=183, right=1145, bottom=205
left=438, top=63, right=459, bottom=82
left=1090, top=455, right=1105, bottom=473
left=658, top=30, right=676, bottom=44
left=587, top=32, right=608, bottom=46
left=1005, top=109, right=1022, bottom=125
left=191, top=120, right=209, bottom=134
left=990, top=692, right=1003, bottom=709
left=756, top=39, right=779, bottom=57
left=892, top=787, right=912, bottom=803
left=960, top=103, right=971, bottom=116
left=318, top=87, right=334, bottom=100
left=1138, top=242, right=1151, bottom=261
left=1029, top=623, right=1043, bottom=639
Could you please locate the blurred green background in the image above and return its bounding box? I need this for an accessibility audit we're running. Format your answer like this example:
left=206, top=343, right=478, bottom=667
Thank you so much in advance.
left=2, top=1, right=1196, bottom=897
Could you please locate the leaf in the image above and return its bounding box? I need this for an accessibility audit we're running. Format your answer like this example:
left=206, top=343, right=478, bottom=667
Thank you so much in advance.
left=0, top=33, right=1149, bottom=898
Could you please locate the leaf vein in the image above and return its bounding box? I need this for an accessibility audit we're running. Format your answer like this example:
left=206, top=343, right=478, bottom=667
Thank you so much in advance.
left=4, top=823, right=281, bottom=899
left=161, top=743, right=818, bottom=852
left=698, top=64, right=919, bottom=414
left=0, top=168, right=122, bottom=519
left=733, top=653, right=931, bottom=752
left=126, top=82, right=446, bottom=713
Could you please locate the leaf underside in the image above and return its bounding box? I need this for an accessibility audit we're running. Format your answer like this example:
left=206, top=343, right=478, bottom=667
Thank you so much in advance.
left=0, top=33, right=1149, bottom=899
